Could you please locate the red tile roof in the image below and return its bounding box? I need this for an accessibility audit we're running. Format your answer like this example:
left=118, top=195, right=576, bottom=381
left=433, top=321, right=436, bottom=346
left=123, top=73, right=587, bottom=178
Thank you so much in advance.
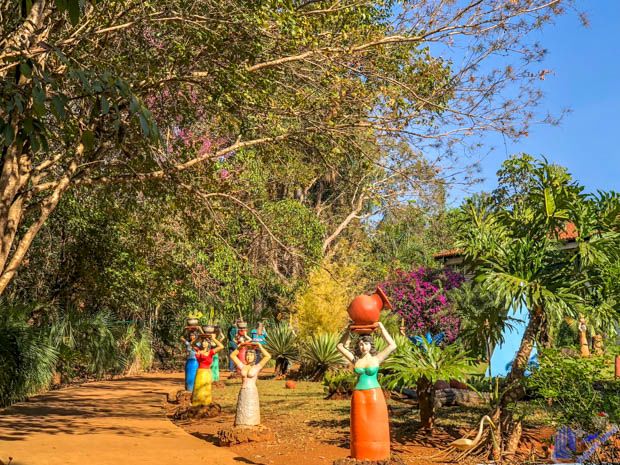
left=557, top=221, right=578, bottom=240
left=433, top=222, right=579, bottom=260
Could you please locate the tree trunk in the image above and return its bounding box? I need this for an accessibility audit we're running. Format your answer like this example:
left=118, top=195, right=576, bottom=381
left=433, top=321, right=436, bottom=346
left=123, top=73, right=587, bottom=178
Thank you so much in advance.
left=417, top=377, right=435, bottom=430
left=0, top=157, right=79, bottom=295
left=0, top=0, right=56, bottom=296
left=490, top=407, right=502, bottom=461
left=496, top=305, right=545, bottom=457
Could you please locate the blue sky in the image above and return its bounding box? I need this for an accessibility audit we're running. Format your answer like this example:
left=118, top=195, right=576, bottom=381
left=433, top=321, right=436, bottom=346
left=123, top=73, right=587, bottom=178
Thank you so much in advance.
left=450, top=1, right=620, bottom=202
left=447, top=2, right=620, bottom=372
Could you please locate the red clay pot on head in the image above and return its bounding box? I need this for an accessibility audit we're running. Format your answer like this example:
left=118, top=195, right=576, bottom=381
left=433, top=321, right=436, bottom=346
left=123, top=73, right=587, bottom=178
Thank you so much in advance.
left=347, top=287, right=392, bottom=326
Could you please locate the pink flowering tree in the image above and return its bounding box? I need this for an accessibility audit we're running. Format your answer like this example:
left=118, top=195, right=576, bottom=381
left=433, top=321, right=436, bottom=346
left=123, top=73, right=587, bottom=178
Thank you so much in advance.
left=381, top=267, right=464, bottom=343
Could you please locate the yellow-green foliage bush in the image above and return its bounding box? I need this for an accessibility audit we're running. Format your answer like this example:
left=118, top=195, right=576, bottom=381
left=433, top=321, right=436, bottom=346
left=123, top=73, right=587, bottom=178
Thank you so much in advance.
left=293, top=262, right=362, bottom=338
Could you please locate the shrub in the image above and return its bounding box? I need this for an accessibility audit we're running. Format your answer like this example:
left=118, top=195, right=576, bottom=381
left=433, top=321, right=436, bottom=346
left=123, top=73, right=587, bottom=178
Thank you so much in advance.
left=323, top=369, right=357, bottom=399
left=293, top=262, right=360, bottom=338
left=301, top=332, right=346, bottom=381
left=48, top=309, right=120, bottom=379
left=265, top=323, right=299, bottom=375
left=119, top=325, right=154, bottom=375
left=0, top=302, right=58, bottom=407
left=527, top=349, right=619, bottom=430
left=380, top=267, right=464, bottom=342
left=383, top=338, right=474, bottom=429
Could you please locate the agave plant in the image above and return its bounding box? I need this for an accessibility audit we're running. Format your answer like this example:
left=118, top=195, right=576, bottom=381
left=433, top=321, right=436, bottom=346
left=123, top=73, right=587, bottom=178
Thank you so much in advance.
left=371, top=331, right=410, bottom=354
left=301, top=332, right=346, bottom=381
left=265, top=323, right=298, bottom=376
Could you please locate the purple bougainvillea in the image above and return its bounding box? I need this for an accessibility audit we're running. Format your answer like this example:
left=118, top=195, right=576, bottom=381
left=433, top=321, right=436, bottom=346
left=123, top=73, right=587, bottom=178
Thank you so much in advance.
left=380, top=267, right=464, bottom=343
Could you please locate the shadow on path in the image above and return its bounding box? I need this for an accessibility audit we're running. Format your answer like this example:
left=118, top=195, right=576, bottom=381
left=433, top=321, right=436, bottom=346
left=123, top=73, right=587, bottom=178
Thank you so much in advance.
left=0, top=373, right=241, bottom=465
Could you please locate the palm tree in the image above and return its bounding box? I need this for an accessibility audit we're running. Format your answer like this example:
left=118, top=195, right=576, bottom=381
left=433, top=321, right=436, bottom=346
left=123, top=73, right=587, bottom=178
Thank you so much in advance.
left=383, top=338, right=473, bottom=430
left=456, top=158, right=620, bottom=457
left=570, top=191, right=620, bottom=351
left=451, top=282, right=522, bottom=370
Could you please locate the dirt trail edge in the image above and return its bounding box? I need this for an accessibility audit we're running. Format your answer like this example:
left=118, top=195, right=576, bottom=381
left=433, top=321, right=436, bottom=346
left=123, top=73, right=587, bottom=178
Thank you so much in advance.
left=0, top=373, right=240, bottom=465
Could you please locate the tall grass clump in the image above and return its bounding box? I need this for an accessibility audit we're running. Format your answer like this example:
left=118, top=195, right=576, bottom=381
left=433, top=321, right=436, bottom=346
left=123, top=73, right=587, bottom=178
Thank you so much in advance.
left=0, top=302, right=58, bottom=407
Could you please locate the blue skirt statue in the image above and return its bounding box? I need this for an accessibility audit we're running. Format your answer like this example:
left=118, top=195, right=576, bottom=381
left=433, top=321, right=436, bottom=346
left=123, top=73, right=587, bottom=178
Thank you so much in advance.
left=182, top=334, right=200, bottom=391
left=185, top=354, right=199, bottom=391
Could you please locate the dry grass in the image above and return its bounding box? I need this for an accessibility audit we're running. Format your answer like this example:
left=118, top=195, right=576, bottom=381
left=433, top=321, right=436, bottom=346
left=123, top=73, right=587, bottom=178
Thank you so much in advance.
left=169, top=373, right=556, bottom=465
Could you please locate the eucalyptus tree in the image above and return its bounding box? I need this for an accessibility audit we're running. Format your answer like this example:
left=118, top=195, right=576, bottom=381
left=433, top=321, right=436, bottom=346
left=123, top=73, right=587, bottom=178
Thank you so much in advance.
left=456, top=156, right=620, bottom=458
left=1, top=0, right=578, bottom=299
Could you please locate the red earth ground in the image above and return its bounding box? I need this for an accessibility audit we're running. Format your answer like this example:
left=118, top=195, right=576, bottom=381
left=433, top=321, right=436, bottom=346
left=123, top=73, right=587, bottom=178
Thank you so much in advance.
left=166, top=371, right=559, bottom=465
left=3, top=370, right=607, bottom=465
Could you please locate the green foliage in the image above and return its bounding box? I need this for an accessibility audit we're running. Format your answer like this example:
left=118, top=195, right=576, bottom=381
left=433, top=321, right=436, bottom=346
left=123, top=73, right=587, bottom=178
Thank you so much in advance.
left=451, top=282, right=522, bottom=362
left=369, top=203, right=455, bottom=273
left=48, top=308, right=119, bottom=378
left=264, top=323, right=299, bottom=364
left=373, top=332, right=411, bottom=354
left=382, top=338, right=474, bottom=390
left=0, top=302, right=58, bottom=407
left=119, top=325, right=155, bottom=374
left=323, top=369, right=357, bottom=399
left=0, top=298, right=159, bottom=406
left=378, top=311, right=402, bottom=339
left=457, top=156, right=620, bottom=345
left=301, top=332, right=346, bottom=381
left=0, top=2, right=585, bottom=407
left=527, top=350, right=619, bottom=430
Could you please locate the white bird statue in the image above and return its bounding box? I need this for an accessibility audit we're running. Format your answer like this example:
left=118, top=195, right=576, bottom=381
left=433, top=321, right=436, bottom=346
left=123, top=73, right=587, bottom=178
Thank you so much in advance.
left=450, top=415, right=496, bottom=451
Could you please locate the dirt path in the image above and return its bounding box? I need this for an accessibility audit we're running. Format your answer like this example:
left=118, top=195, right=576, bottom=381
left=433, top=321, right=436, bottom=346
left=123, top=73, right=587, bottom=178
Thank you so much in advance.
left=0, top=373, right=240, bottom=465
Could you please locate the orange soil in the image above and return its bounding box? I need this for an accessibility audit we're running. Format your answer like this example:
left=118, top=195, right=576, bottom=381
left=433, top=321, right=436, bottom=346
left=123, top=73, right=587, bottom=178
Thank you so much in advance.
left=0, top=373, right=240, bottom=465
left=0, top=371, right=565, bottom=465
left=168, top=372, right=468, bottom=465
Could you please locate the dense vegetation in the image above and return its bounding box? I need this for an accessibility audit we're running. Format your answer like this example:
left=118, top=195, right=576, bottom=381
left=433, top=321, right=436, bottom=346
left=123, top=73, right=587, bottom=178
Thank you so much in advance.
left=2, top=1, right=618, bottom=462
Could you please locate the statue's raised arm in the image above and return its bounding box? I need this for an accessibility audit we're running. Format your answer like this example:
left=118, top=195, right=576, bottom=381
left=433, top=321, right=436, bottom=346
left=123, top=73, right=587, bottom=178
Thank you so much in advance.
left=341, top=287, right=394, bottom=463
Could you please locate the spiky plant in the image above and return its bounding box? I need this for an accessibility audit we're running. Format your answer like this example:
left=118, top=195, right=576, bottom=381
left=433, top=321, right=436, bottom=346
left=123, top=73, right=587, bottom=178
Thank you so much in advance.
left=451, top=281, right=522, bottom=365
left=373, top=332, right=411, bottom=353
left=301, top=332, right=346, bottom=381
left=323, top=369, right=357, bottom=399
left=118, top=324, right=154, bottom=375
left=264, top=322, right=298, bottom=375
left=0, top=301, right=58, bottom=406
left=48, top=307, right=119, bottom=378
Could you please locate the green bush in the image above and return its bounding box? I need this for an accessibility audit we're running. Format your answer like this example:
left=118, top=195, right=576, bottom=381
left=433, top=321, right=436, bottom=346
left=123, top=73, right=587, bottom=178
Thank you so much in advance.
left=301, top=332, right=346, bottom=381
left=383, top=338, right=474, bottom=429
left=119, top=324, right=154, bottom=374
left=323, top=369, right=357, bottom=399
left=527, top=349, right=619, bottom=430
left=48, top=309, right=121, bottom=379
left=0, top=300, right=162, bottom=406
left=0, top=302, right=58, bottom=407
